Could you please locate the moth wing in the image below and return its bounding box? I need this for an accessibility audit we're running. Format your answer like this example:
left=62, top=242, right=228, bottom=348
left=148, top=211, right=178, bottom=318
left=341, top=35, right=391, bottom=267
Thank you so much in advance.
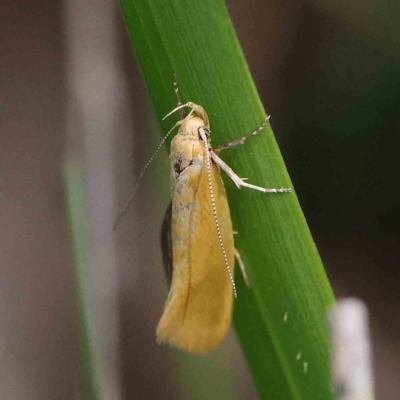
left=157, top=142, right=234, bottom=353
left=160, top=202, right=173, bottom=286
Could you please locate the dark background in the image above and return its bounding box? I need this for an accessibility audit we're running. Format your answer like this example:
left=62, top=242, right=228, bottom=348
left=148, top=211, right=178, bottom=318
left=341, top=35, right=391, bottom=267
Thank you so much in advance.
left=1, top=0, right=399, bottom=399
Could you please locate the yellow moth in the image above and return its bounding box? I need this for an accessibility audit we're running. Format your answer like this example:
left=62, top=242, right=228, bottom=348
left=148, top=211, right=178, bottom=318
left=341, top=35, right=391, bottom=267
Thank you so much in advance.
left=115, top=79, right=291, bottom=353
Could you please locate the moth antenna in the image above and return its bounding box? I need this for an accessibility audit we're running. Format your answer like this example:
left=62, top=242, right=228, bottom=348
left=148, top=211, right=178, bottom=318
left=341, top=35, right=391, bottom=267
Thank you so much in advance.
left=172, top=72, right=185, bottom=120
left=199, top=127, right=237, bottom=299
left=113, top=124, right=177, bottom=230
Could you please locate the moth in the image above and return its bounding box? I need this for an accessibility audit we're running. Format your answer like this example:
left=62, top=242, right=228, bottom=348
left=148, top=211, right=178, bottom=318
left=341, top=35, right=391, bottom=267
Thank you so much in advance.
left=155, top=82, right=291, bottom=353
left=114, top=79, right=291, bottom=353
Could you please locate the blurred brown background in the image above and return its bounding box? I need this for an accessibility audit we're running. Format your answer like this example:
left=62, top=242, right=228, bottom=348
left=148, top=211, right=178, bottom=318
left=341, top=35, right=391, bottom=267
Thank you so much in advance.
left=1, top=0, right=399, bottom=399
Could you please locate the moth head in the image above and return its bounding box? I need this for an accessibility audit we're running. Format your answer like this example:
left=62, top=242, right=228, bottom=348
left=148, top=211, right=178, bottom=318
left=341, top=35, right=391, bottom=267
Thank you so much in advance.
left=181, top=116, right=210, bottom=142
left=163, top=102, right=210, bottom=139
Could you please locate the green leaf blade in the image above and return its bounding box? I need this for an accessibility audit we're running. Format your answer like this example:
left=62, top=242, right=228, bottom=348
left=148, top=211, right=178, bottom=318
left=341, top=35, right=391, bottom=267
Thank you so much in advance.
left=119, top=0, right=335, bottom=398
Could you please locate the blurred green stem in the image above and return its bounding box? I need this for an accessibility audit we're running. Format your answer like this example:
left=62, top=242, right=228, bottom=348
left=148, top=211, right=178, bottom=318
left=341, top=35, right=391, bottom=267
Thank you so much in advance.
left=64, top=158, right=99, bottom=400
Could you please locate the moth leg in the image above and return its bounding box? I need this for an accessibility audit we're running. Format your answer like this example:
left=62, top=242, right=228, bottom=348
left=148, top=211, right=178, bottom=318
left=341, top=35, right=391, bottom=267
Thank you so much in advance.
left=213, top=116, right=270, bottom=154
left=234, top=247, right=250, bottom=287
left=210, top=150, right=291, bottom=193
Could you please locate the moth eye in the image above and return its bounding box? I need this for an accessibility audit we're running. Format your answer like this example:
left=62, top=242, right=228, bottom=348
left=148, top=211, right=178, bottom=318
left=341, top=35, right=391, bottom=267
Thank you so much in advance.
left=198, top=127, right=210, bottom=140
